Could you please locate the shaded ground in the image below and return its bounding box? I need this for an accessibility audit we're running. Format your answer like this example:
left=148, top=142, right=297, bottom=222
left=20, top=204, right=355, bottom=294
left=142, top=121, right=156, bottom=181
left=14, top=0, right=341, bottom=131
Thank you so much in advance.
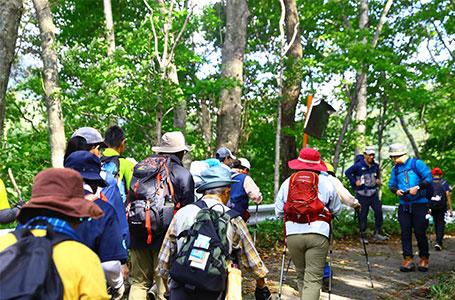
left=242, top=235, right=455, bottom=299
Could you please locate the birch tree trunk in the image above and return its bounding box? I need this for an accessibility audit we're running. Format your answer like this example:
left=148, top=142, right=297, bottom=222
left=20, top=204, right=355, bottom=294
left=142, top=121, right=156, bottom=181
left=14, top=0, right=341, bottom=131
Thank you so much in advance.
left=354, top=0, right=369, bottom=154
left=396, top=106, right=420, bottom=158
left=200, top=98, right=212, bottom=155
left=33, top=0, right=66, bottom=167
left=0, top=0, right=23, bottom=141
left=280, top=0, right=303, bottom=179
left=103, top=0, right=115, bottom=55
left=216, top=0, right=249, bottom=152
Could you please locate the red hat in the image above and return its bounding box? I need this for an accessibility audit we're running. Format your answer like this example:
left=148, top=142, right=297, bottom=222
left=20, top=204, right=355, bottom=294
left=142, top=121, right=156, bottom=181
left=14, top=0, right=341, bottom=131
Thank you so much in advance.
left=431, top=168, right=443, bottom=176
left=288, top=148, right=328, bottom=172
left=17, top=168, right=104, bottom=221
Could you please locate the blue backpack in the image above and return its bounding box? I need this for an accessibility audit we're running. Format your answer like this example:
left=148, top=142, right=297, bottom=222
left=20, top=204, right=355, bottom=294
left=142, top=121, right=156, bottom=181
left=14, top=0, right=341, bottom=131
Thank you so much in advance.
left=0, top=226, right=70, bottom=300
left=102, top=155, right=127, bottom=204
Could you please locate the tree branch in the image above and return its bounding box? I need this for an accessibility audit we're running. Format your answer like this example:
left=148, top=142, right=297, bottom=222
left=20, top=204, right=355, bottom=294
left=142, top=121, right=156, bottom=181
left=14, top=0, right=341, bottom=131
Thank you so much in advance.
left=143, top=0, right=161, bottom=65
left=371, top=0, right=394, bottom=48
left=167, top=2, right=195, bottom=66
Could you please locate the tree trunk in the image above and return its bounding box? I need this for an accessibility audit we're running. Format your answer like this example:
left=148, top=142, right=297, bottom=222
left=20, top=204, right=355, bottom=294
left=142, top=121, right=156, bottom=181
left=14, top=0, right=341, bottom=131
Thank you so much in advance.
left=0, top=0, right=23, bottom=141
left=280, top=0, right=303, bottom=180
left=200, top=98, right=212, bottom=154
left=103, top=0, right=115, bottom=56
left=397, top=108, right=420, bottom=158
left=354, top=0, right=369, bottom=154
left=216, top=0, right=249, bottom=152
left=33, top=0, right=66, bottom=167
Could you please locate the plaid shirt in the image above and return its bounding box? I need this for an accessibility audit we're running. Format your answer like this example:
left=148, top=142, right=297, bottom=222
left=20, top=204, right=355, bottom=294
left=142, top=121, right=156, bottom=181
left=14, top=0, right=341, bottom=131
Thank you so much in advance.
left=157, top=197, right=268, bottom=280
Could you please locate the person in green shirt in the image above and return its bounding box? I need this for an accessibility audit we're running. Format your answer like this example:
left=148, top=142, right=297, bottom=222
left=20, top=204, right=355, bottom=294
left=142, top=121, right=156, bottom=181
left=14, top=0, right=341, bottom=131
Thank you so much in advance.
left=103, top=125, right=136, bottom=202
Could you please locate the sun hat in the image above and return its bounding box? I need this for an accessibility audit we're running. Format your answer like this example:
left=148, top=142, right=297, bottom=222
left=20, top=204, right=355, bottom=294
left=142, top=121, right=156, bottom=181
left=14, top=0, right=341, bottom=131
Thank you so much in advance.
left=288, top=148, right=328, bottom=172
left=216, top=147, right=236, bottom=161
left=364, top=146, right=375, bottom=155
left=196, top=166, right=238, bottom=193
left=325, top=162, right=335, bottom=174
left=17, top=168, right=104, bottom=221
left=72, top=127, right=105, bottom=145
left=239, top=158, right=251, bottom=170
left=152, top=131, right=192, bottom=153
left=431, top=167, right=443, bottom=176
left=388, top=143, right=407, bottom=157
left=64, top=151, right=106, bottom=185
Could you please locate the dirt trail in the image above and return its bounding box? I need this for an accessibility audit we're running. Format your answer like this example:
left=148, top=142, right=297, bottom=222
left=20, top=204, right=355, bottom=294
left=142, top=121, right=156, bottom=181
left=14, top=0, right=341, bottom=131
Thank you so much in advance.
left=242, top=235, right=455, bottom=299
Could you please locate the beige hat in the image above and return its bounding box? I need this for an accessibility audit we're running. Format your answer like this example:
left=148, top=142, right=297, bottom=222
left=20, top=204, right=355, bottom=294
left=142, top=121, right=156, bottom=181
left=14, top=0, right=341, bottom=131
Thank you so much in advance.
left=388, top=143, right=407, bottom=157
left=152, top=131, right=192, bottom=153
left=364, top=146, right=375, bottom=155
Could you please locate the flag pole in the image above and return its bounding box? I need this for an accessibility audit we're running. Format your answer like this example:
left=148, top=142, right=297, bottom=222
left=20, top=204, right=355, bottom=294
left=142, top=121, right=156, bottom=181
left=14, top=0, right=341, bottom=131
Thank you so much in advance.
left=303, top=95, right=313, bottom=148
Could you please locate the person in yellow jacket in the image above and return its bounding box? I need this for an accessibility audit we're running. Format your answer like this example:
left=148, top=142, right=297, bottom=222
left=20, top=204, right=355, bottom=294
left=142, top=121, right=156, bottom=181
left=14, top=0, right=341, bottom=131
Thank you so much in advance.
left=0, top=178, right=21, bottom=224
left=0, top=168, right=110, bottom=299
left=0, top=178, right=9, bottom=210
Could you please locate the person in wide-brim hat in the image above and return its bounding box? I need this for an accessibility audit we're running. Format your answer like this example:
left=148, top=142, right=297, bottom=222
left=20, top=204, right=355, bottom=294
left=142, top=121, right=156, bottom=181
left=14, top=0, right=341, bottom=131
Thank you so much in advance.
left=196, top=166, right=238, bottom=194
left=17, top=168, right=104, bottom=223
left=288, top=148, right=328, bottom=172
left=152, top=131, right=192, bottom=153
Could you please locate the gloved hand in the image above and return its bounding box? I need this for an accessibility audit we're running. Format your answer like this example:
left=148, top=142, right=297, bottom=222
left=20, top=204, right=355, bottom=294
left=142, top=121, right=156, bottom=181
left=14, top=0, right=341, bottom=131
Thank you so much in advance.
left=254, top=285, right=271, bottom=300
left=110, top=283, right=125, bottom=300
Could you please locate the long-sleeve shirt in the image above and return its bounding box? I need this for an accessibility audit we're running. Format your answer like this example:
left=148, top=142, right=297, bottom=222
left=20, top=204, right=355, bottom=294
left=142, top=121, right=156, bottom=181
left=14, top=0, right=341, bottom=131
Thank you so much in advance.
left=157, top=197, right=268, bottom=280
left=231, top=168, right=262, bottom=204
left=275, top=172, right=342, bottom=238
left=327, top=174, right=360, bottom=208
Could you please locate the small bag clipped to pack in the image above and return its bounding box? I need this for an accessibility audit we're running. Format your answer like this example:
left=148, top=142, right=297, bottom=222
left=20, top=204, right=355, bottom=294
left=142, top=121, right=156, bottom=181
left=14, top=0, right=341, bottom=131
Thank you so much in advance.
left=0, top=225, right=70, bottom=300
left=430, top=179, right=448, bottom=210
left=127, top=155, right=176, bottom=245
left=101, top=155, right=127, bottom=203
left=169, top=201, right=241, bottom=293
left=284, top=170, right=332, bottom=224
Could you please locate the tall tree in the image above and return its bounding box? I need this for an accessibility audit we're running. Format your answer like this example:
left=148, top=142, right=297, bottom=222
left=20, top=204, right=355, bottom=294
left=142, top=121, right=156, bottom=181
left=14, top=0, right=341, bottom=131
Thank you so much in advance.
left=279, top=0, right=303, bottom=179
left=0, top=0, right=23, bottom=141
left=216, top=0, right=249, bottom=152
left=103, top=0, right=115, bottom=55
left=33, top=0, right=66, bottom=167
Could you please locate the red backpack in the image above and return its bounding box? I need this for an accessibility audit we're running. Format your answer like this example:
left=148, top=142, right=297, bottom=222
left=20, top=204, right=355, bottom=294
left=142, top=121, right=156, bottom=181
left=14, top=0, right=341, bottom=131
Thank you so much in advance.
left=284, top=171, right=332, bottom=224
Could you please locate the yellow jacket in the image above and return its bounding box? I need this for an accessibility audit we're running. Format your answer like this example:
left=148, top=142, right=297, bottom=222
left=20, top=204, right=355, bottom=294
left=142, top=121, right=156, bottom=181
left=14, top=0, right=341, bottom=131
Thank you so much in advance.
left=0, top=179, right=9, bottom=210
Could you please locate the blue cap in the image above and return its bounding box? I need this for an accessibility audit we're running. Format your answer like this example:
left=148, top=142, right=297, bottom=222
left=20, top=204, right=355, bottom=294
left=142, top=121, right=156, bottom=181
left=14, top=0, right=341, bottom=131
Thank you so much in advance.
left=196, top=166, right=238, bottom=193
left=64, top=151, right=106, bottom=185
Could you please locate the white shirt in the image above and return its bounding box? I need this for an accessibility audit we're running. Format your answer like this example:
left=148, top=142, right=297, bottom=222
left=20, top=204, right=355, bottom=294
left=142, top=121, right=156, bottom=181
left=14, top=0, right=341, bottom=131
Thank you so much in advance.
left=275, top=172, right=342, bottom=238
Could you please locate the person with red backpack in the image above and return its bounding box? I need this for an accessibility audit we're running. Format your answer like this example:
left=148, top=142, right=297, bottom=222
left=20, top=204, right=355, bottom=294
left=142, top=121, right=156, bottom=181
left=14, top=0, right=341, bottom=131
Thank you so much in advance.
left=127, top=131, right=195, bottom=300
left=275, top=148, right=341, bottom=300
left=430, top=167, right=453, bottom=251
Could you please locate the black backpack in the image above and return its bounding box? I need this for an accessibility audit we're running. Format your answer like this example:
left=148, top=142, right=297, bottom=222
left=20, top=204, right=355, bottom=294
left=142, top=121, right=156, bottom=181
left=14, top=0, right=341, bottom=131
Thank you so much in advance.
left=0, top=226, right=70, bottom=300
left=430, top=179, right=448, bottom=210
left=169, top=200, right=241, bottom=294
left=127, top=155, right=175, bottom=245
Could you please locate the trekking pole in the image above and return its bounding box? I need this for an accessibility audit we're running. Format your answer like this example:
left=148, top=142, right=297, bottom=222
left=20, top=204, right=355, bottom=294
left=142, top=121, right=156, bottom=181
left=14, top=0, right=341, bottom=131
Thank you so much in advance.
left=329, top=224, right=334, bottom=300
left=278, top=244, right=287, bottom=300
left=253, top=204, right=259, bottom=245
left=7, top=168, right=23, bottom=206
left=355, top=210, right=374, bottom=288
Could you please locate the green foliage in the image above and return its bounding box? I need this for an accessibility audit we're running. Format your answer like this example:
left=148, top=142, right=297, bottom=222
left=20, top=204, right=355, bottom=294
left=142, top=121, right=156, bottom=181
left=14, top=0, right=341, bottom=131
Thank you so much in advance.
left=430, top=271, right=455, bottom=299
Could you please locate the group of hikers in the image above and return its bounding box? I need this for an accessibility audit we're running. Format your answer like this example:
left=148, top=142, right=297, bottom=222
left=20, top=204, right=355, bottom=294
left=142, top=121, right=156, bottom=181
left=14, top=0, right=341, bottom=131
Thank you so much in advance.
left=0, top=126, right=452, bottom=300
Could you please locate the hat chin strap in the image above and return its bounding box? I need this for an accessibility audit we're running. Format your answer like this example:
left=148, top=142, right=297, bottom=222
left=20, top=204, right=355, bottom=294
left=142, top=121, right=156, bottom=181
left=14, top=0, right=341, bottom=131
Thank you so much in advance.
left=298, top=157, right=320, bottom=164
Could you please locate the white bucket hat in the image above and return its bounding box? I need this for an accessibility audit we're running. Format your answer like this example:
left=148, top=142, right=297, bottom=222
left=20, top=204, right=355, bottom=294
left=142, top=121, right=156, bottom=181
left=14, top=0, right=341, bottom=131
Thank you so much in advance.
left=152, top=131, right=192, bottom=153
left=388, top=143, right=407, bottom=157
left=239, top=158, right=251, bottom=170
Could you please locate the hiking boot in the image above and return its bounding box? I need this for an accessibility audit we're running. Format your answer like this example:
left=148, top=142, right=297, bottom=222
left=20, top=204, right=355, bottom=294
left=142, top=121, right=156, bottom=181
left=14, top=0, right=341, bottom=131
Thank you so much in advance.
left=400, top=257, right=416, bottom=272
left=434, top=244, right=442, bottom=251
left=372, top=233, right=388, bottom=242
left=418, top=257, right=429, bottom=272
left=360, top=232, right=368, bottom=244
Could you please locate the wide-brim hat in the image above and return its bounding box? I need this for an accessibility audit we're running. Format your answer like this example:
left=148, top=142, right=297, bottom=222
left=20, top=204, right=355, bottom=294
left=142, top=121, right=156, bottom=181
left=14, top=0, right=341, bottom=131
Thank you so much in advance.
left=388, top=143, right=407, bottom=157
left=17, top=168, right=104, bottom=220
left=64, top=151, right=106, bottom=186
left=152, top=131, right=192, bottom=153
left=196, top=166, right=238, bottom=193
left=288, top=148, right=328, bottom=172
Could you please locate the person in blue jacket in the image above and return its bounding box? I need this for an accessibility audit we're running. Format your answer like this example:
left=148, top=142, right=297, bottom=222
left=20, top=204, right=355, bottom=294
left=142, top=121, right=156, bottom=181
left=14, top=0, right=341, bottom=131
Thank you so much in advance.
left=345, top=146, right=387, bottom=243
left=388, top=143, right=433, bottom=272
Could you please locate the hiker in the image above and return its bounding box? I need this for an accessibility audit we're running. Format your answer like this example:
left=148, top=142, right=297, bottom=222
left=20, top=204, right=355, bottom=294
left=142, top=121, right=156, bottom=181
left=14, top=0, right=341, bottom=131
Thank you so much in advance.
left=65, top=151, right=128, bottom=297
left=0, top=168, right=109, bottom=299
left=275, top=148, right=342, bottom=300
left=238, top=157, right=251, bottom=174
left=325, top=162, right=361, bottom=210
left=216, top=146, right=236, bottom=170
left=228, top=159, right=263, bottom=221
left=65, top=127, right=130, bottom=247
left=345, top=146, right=387, bottom=243
left=388, top=143, right=433, bottom=272
left=429, top=167, right=453, bottom=251
left=128, top=131, right=195, bottom=300
left=157, top=166, right=271, bottom=300
left=103, top=125, right=136, bottom=204
left=0, top=178, right=24, bottom=224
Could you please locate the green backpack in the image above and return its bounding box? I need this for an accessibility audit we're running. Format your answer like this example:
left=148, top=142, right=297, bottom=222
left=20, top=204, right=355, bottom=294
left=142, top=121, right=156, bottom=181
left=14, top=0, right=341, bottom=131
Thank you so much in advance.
left=169, top=200, right=241, bottom=293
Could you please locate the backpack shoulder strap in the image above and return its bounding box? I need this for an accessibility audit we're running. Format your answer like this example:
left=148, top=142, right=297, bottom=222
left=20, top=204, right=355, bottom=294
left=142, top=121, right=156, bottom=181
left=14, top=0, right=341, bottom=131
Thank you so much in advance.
left=410, top=158, right=422, bottom=180
left=193, top=200, right=208, bottom=210
left=226, top=209, right=242, bottom=219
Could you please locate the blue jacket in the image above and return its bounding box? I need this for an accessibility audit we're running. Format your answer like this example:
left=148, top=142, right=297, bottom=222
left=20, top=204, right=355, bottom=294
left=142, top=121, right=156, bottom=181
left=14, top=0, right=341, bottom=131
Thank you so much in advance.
left=388, top=158, right=433, bottom=205
left=345, top=154, right=380, bottom=197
